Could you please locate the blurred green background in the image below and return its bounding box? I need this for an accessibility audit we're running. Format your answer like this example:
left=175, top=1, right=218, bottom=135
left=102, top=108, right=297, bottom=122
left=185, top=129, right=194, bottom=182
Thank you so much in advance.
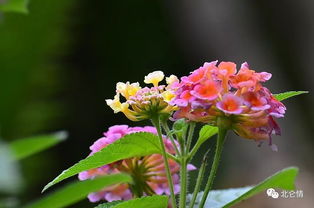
left=0, top=0, right=313, bottom=207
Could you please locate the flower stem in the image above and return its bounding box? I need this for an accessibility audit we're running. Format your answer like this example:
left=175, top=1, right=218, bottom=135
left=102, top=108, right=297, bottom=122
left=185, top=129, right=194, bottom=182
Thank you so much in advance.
left=179, top=122, right=196, bottom=208
left=186, top=122, right=196, bottom=153
left=151, top=116, right=177, bottom=208
left=199, top=127, right=227, bottom=208
left=189, top=150, right=209, bottom=208
left=179, top=156, right=187, bottom=208
left=162, top=121, right=181, bottom=156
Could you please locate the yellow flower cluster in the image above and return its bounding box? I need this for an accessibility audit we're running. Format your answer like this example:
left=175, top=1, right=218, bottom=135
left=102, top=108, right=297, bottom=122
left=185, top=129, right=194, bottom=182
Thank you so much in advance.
left=106, top=71, right=178, bottom=121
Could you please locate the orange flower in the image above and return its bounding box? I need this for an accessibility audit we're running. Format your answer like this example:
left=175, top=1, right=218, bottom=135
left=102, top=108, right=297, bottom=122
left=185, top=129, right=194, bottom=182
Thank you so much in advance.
left=216, top=94, right=243, bottom=115
left=191, top=80, right=221, bottom=101
left=171, top=61, right=285, bottom=148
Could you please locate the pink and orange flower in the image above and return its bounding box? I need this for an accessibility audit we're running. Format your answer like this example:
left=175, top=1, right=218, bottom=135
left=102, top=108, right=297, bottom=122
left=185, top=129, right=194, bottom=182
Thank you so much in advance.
left=78, top=125, right=195, bottom=202
left=171, top=61, right=286, bottom=148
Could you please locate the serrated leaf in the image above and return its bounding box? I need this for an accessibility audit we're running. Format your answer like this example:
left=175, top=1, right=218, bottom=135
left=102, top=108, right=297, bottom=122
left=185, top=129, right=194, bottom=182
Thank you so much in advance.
left=24, top=174, right=131, bottom=208
left=43, top=132, right=161, bottom=192
left=0, top=0, right=29, bottom=13
left=188, top=167, right=298, bottom=208
left=273, top=91, right=308, bottom=101
left=9, top=131, right=67, bottom=160
left=95, top=195, right=168, bottom=208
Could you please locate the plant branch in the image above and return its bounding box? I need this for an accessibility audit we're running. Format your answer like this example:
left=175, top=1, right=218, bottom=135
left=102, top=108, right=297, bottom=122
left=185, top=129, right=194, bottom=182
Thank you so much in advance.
left=186, top=122, right=196, bottom=153
left=199, top=127, right=227, bottom=208
left=189, top=150, right=209, bottom=208
left=162, top=121, right=181, bottom=156
left=179, top=122, right=196, bottom=208
left=151, top=116, right=177, bottom=208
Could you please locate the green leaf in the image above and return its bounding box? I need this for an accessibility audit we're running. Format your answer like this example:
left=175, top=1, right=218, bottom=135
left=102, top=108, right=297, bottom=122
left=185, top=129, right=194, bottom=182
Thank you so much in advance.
left=0, top=0, right=29, bottom=13
left=9, top=131, right=67, bottom=160
left=24, top=174, right=132, bottom=208
left=197, top=125, right=219, bottom=145
left=188, top=167, right=298, bottom=208
left=189, top=125, right=218, bottom=159
left=95, top=195, right=168, bottom=208
left=273, top=91, right=308, bottom=101
left=43, top=132, right=161, bottom=192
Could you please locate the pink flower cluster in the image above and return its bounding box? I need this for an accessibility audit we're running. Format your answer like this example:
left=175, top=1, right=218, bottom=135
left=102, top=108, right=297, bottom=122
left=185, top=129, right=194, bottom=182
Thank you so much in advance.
left=79, top=125, right=195, bottom=202
left=171, top=61, right=286, bottom=146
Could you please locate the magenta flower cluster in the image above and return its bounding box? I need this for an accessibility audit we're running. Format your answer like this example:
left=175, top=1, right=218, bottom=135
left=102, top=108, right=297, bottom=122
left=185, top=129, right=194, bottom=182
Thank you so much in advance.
left=79, top=125, right=195, bottom=202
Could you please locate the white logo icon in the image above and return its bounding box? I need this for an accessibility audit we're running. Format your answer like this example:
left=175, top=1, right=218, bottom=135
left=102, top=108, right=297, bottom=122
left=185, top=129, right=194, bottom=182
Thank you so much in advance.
left=266, top=188, right=279, bottom=198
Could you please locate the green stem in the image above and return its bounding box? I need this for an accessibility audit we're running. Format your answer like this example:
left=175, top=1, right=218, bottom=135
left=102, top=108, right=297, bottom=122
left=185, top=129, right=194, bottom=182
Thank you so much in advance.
left=186, top=122, right=196, bottom=153
left=151, top=117, right=177, bottom=208
left=162, top=121, right=181, bottom=156
left=187, top=139, right=200, bottom=162
left=199, top=127, right=227, bottom=208
left=179, top=122, right=196, bottom=208
left=167, top=152, right=180, bottom=163
left=179, top=157, right=187, bottom=208
left=189, top=150, right=209, bottom=208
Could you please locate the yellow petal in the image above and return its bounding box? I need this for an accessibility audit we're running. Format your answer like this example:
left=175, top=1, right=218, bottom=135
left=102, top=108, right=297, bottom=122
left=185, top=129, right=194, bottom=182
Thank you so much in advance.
left=166, top=75, right=179, bottom=85
left=116, top=82, right=141, bottom=99
left=127, top=82, right=141, bottom=97
left=116, top=82, right=127, bottom=94
left=105, top=94, right=129, bottom=113
left=144, top=71, right=164, bottom=87
left=162, top=90, right=175, bottom=102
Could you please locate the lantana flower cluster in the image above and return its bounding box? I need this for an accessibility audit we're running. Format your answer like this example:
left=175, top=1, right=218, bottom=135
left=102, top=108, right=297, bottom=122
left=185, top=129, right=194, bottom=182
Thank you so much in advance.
left=106, top=61, right=286, bottom=148
left=106, top=71, right=178, bottom=121
left=79, top=125, right=195, bottom=202
left=171, top=61, right=285, bottom=147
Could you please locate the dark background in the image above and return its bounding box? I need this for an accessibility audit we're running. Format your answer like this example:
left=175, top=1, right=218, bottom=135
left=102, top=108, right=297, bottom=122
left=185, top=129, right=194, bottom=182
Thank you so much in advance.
left=0, top=0, right=313, bottom=207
